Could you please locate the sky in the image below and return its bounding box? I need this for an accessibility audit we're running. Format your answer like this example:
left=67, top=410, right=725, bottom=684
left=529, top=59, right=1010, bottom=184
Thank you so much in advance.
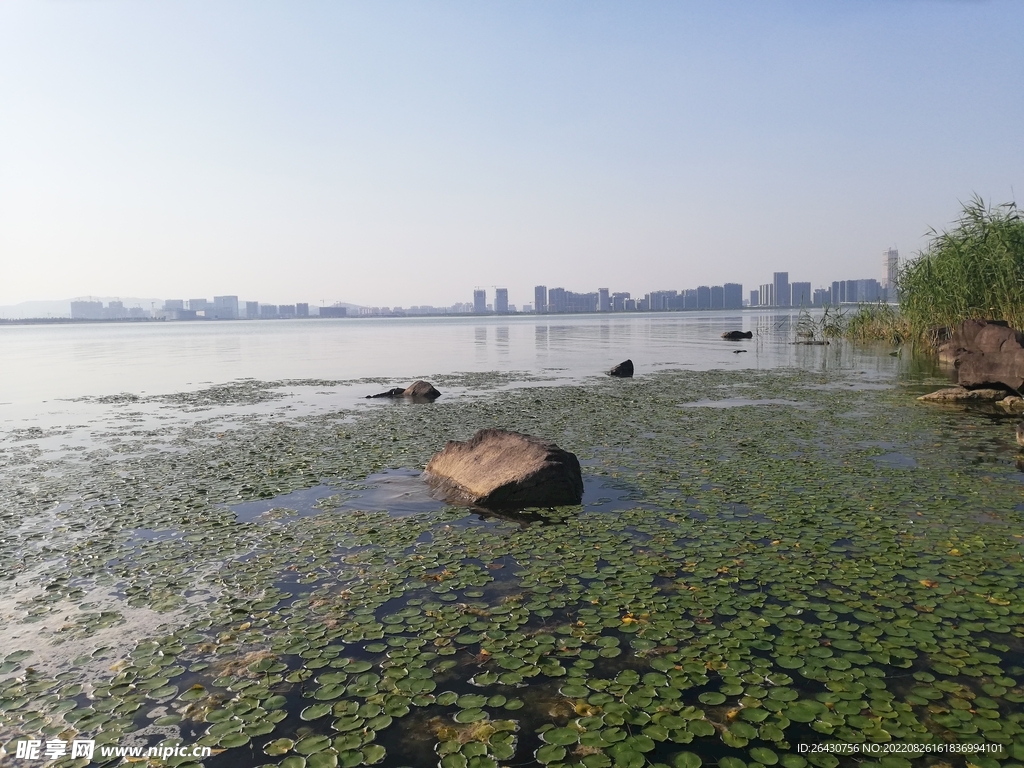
left=1, top=1, right=1021, bottom=310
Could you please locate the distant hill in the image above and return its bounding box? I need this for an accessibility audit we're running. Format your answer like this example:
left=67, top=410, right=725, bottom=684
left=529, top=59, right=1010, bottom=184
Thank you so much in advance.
left=0, top=297, right=164, bottom=319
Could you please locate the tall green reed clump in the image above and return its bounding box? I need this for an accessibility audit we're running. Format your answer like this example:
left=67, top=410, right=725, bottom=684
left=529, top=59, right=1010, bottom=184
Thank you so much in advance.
left=898, top=196, right=1024, bottom=335
left=845, top=301, right=911, bottom=344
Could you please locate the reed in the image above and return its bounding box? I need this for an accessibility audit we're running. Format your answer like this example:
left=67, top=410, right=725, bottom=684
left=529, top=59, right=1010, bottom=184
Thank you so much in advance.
left=845, top=301, right=912, bottom=344
left=898, top=196, right=1024, bottom=336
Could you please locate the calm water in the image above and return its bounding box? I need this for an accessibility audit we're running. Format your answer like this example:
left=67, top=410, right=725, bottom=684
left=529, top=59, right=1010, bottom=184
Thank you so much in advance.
left=1, top=310, right=913, bottom=411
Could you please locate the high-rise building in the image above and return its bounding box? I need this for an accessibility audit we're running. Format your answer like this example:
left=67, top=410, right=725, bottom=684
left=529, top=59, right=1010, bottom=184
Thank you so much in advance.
left=697, top=286, right=711, bottom=309
left=612, top=292, right=630, bottom=311
left=245, top=301, right=259, bottom=319
left=684, top=289, right=698, bottom=309
left=494, top=288, right=508, bottom=314
left=759, top=283, right=775, bottom=307
left=279, top=305, right=296, bottom=318
left=188, top=298, right=210, bottom=312
left=599, top=288, right=610, bottom=312
left=71, top=300, right=104, bottom=319
left=773, top=273, right=791, bottom=307
left=812, top=288, right=830, bottom=307
left=473, top=290, right=487, bottom=313
left=534, top=286, right=547, bottom=314
left=548, top=287, right=567, bottom=313
left=164, top=300, right=184, bottom=311
left=260, top=305, right=278, bottom=319
left=212, top=295, right=239, bottom=320
left=723, top=283, right=743, bottom=309
left=296, top=303, right=309, bottom=318
left=831, top=281, right=842, bottom=304
left=750, top=289, right=759, bottom=307
left=710, top=286, right=724, bottom=309
left=884, top=248, right=899, bottom=300
left=791, top=282, right=811, bottom=307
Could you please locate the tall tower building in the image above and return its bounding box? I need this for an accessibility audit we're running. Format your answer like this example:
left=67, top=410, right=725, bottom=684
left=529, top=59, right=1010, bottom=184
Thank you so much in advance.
left=773, top=272, right=791, bottom=307
left=883, top=248, right=899, bottom=300
left=598, top=288, right=610, bottom=312
left=473, top=289, right=487, bottom=313
left=534, top=286, right=547, bottom=314
left=494, top=288, right=509, bottom=314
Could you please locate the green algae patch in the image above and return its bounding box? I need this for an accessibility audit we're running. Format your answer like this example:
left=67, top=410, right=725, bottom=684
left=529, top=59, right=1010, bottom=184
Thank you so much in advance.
left=2, top=367, right=1024, bottom=767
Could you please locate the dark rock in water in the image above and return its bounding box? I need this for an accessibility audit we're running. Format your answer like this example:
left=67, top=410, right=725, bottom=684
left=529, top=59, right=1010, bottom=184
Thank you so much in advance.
left=403, top=380, right=441, bottom=400
left=936, top=319, right=1024, bottom=393
left=367, top=380, right=441, bottom=400
left=721, top=330, right=752, bottom=340
left=424, top=428, right=583, bottom=508
left=609, top=359, right=634, bottom=378
left=367, top=387, right=406, bottom=399
left=793, top=340, right=829, bottom=345
left=733, top=349, right=747, bottom=354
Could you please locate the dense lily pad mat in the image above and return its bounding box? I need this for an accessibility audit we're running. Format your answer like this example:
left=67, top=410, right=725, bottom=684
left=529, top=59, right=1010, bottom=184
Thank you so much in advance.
left=2, top=367, right=1023, bottom=768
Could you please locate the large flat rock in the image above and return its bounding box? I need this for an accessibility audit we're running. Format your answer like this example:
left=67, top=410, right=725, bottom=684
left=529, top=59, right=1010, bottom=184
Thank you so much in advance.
left=424, top=429, right=583, bottom=509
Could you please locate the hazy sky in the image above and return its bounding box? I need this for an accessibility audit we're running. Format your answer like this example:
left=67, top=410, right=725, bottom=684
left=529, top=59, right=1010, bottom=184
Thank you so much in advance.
left=1, top=1, right=1021, bottom=309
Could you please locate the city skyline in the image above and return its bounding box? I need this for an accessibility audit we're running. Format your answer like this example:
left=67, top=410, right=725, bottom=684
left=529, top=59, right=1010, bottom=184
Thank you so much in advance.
left=2, top=3, right=1020, bottom=308
left=5, top=247, right=896, bottom=320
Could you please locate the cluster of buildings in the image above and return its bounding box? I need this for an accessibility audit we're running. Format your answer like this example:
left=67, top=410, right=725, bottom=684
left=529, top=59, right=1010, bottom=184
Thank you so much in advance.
left=473, top=249, right=901, bottom=315
left=67, top=249, right=901, bottom=322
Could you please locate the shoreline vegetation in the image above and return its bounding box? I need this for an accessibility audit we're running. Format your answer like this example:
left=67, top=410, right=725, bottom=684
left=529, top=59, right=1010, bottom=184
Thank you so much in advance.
left=839, top=197, right=1024, bottom=347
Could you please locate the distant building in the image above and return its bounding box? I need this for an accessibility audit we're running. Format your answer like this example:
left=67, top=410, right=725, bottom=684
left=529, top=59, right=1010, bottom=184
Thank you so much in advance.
left=534, top=286, right=547, bottom=314
left=212, top=295, right=238, bottom=320
left=71, top=300, right=104, bottom=319
left=188, top=298, right=210, bottom=312
left=773, top=272, right=790, bottom=307
left=522, top=303, right=533, bottom=313
left=612, top=292, right=630, bottom=311
left=105, top=301, right=126, bottom=319
left=750, top=289, right=759, bottom=307
left=245, top=301, right=259, bottom=319
left=812, top=288, right=830, bottom=307
left=623, top=298, right=636, bottom=311
left=260, top=304, right=278, bottom=319
left=164, top=300, right=184, bottom=311
left=697, top=286, right=711, bottom=309
left=473, top=289, right=487, bottom=313
left=723, top=283, right=743, bottom=309
left=548, top=287, right=566, bottom=313
left=710, top=286, right=724, bottom=309
left=494, top=288, right=509, bottom=314
left=791, top=282, right=811, bottom=307
left=279, top=305, right=296, bottom=319
left=684, top=289, right=698, bottom=310
left=759, top=282, right=775, bottom=307
left=647, top=290, right=678, bottom=311
left=599, top=288, right=610, bottom=312
left=320, top=306, right=347, bottom=318
left=296, top=303, right=309, bottom=318
left=884, top=248, right=899, bottom=300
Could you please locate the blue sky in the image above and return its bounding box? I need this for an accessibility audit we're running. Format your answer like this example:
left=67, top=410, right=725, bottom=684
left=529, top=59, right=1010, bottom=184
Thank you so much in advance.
left=1, top=1, right=1021, bottom=308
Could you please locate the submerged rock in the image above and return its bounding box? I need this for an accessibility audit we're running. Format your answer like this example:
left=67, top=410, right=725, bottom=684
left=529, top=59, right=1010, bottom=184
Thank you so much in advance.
left=424, top=428, right=583, bottom=508
left=998, top=396, right=1024, bottom=413
left=367, top=380, right=441, bottom=400
left=937, top=319, right=1024, bottom=392
left=793, top=340, right=829, bottom=345
left=609, top=360, right=634, bottom=378
left=721, top=330, right=752, bottom=340
left=917, top=386, right=1008, bottom=403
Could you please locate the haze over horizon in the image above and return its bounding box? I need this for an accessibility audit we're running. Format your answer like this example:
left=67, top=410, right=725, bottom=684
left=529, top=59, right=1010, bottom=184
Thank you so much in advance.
left=1, top=1, right=1021, bottom=309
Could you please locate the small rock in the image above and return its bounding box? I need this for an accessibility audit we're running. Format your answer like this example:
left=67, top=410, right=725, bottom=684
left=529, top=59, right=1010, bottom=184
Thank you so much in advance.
left=998, top=396, right=1024, bottom=413
left=793, top=340, right=829, bottom=345
left=367, top=380, right=441, bottom=400
left=609, top=360, right=634, bottom=378
left=721, top=331, right=752, bottom=340
left=403, top=380, right=441, bottom=400
left=732, top=350, right=747, bottom=354
left=424, top=428, right=583, bottom=509
left=917, top=387, right=1008, bottom=402
left=1017, top=422, right=1024, bottom=448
